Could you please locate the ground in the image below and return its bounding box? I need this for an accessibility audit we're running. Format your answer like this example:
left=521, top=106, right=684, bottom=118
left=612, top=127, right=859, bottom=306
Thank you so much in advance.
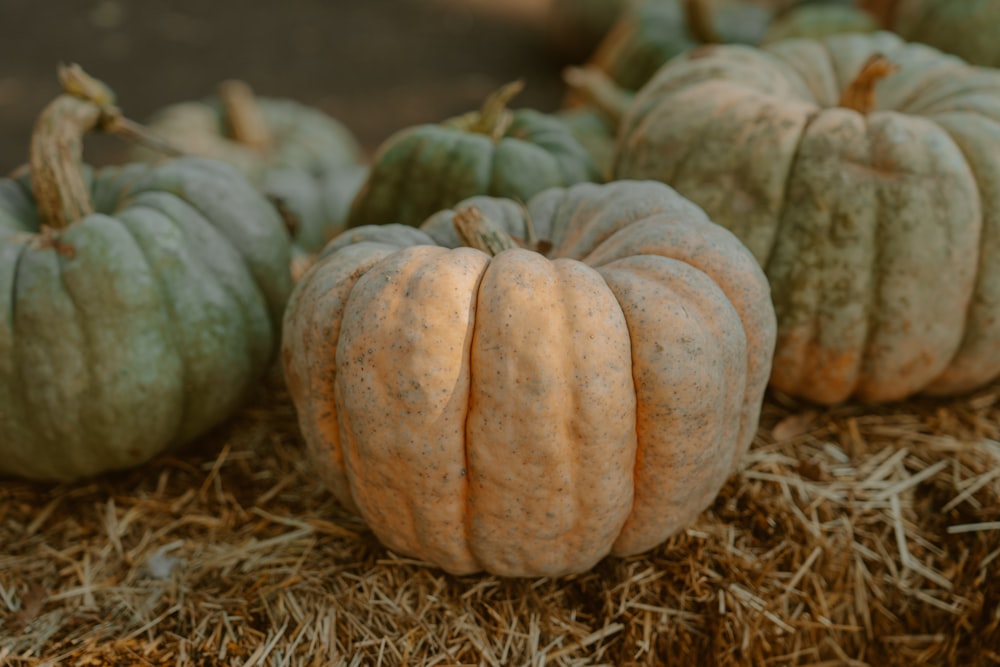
left=0, top=0, right=566, bottom=174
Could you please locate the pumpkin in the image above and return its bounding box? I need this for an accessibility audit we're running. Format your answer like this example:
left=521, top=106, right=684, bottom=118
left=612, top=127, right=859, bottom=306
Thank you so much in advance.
left=762, top=2, right=878, bottom=43
left=283, top=179, right=776, bottom=577
left=578, top=0, right=882, bottom=97
left=859, top=0, right=1000, bottom=68
left=582, top=0, right=777, bottom=94
left=614, top=31, right=1000, bottom=404
left=346, top=81, right=601, bottom=230
left=558, top=1, right=874, bottom=157
left=0, top=66, right=292, bottom=482
left=134, top=80, right=366, bottom=275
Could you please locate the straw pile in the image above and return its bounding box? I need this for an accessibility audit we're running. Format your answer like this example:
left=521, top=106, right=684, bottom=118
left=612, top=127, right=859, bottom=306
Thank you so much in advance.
left=2, top=366, right=998, bottom=666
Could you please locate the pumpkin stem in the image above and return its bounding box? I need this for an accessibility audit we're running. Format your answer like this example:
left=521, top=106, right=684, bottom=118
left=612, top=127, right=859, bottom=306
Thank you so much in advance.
left=838, top=53, right=898, bottom=114
left=515, top=201, right=553, bottom=255
left=562, top=66, right=633, bottom=126
left=29, top=64, right=185, bottom=230
left=218, top=79, right=273, bottom=152
left=444, top=80, right=524, bottom=141
left=453, top=206, right=518, bottom=256
left=684, top=0, right=722, bottom=44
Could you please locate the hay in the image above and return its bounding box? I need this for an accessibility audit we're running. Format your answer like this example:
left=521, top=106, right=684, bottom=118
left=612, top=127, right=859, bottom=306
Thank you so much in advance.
left=2, top=368, right=999, bottom=666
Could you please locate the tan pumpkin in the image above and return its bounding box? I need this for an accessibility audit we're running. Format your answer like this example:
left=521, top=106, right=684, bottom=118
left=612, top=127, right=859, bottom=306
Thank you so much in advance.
left=614, top=31, right=1000, bottom=404
left=283, top=180, right=776, bottom=577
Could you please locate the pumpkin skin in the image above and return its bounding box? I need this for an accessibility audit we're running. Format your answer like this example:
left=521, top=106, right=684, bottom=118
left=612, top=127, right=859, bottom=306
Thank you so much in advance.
left=346, top=92, right=601, bottom=230
left=136, top=90, right=366, bottom=260
left=0, top=157, right=293, bottom=481
left=860, top=0, right=1000, bottom=68
left=284, top=180, right=776, bottom=577
left=615, top=31, right=1000, bottom=404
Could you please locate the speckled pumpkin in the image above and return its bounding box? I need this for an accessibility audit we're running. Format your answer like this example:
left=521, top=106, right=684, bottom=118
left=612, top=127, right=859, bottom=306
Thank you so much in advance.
left=860, top=0, right=1000, bottom=67
left=0, top=70, right=292, bottom=482
left=283, top=179, right=776, bottom=577
left=134, top=81, right=366, bottom=269
left=615, top=31, right=1000, bottom=404
left=346, top=82, right=600, bottom=230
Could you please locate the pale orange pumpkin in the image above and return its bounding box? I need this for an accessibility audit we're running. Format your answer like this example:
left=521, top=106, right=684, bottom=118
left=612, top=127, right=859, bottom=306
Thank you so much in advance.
left=282, top=180, right=776, bottom=577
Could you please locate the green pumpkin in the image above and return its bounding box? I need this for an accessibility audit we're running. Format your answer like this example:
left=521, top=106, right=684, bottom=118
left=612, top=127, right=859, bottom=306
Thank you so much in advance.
left=581, top=0, right=884, bottom=95
left=1, top=71, right=292, bottom=481
left=762, top=3, right=878, bottom=44
left=135, top=81, right=366, bottom=263
left=346, top=82, right=600, bottom=230
left=614, top=31, right=1000, bottom=404
left=860, top=0, right=1000, bottom=67
left=586, top=0, right=776, bottom=93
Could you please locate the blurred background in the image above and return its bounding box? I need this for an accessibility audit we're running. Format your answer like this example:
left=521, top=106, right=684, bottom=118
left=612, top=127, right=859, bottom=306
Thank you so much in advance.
left=0, top=0, right=567, bottom=174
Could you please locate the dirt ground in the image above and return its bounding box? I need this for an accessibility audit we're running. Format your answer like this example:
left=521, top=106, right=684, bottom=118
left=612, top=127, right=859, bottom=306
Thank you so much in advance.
left=0, top=0, right=567, bottom=174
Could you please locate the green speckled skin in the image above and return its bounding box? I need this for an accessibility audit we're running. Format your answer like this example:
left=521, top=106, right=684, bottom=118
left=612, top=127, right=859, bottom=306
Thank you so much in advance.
left=136, top=96, right=365, bottom=254
left=345, top=109, right=600, bottom=230
left=0, top=157, right=292, bottom=481
left=615, top=31, right=1000, bottom=404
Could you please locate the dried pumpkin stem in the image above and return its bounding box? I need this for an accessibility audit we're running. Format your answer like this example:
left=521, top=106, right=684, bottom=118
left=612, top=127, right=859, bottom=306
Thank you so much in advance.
left=562, top=66, right=633, bottom=126
left=684, top=0, right=722, bottom=44
left=514, top=200, right=553, bottom=255
left=218, top=79, right=273, bottom=152
left=452, top=206, right=517, bottom=256
left=104, top=116, right=187, bottom=157
left=838, top=53, right=898, bottom=114
left=29, top=73, right=103, bottom=230
left=444, top=80, right=525, bottom=141
left=29, top=64, right=186, bottom=230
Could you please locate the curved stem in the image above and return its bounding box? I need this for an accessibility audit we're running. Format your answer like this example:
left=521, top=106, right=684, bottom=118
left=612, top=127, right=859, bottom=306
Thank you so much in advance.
left=29, top=93, right=100, bottom=230
left=562, top=66, right=633, bottom=126
left=218, top=79, right=273, bottom=152
left=516, top=200, right=552, bottom=255
left=452, top=206, right=517, bottom=256
left=444, top=80, right=525, bottom=141
left=29, top=64, right=187, bottom=230
left=683, top=0, right=721, bottom=44
left=838, top=54, right=897, bottom=114
left=105, top=116, right=187, bottom=157
left=474, top=80, right=524, bottom=140
left=29, top=65, right=116, bottom=230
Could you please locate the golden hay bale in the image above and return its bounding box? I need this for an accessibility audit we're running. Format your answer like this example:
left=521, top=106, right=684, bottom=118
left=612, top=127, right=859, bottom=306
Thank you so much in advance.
left=1, top=370, right=998, bottom=665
